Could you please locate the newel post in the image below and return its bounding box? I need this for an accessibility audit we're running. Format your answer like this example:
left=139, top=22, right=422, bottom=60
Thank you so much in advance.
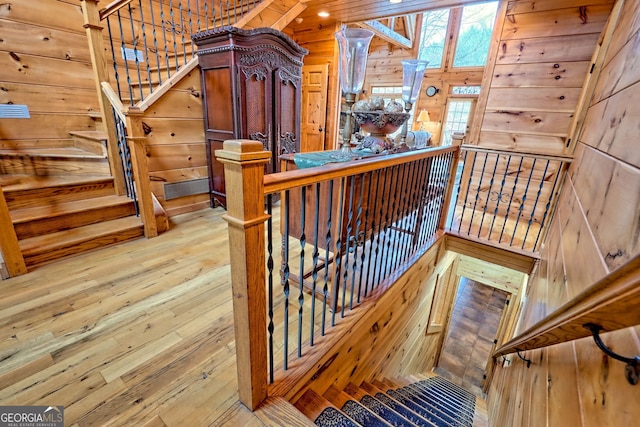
left=216, top=140, right=271, bottom=410
left=438, top=146, right=461, bottom=231
left=80, top=0, right=126, bottom=196
left=0, top=184, right=27, bottom=277
left=126, top=108, right=158, bottom=238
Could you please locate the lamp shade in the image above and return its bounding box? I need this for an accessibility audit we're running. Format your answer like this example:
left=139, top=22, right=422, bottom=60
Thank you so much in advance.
left=335, top=28, right=374, bottom=94
left=401, top=60, right=429, bottom=103
left=417, top=110, right=431, bottom=122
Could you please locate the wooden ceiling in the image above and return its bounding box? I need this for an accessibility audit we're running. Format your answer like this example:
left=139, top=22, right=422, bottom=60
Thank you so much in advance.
left=292, top=0, right=485, bottom=29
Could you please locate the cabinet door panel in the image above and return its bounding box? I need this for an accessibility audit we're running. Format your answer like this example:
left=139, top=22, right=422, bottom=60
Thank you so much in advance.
left=203, top=68, right=233, bottom=132
left=238, top=64, right=271, bottom=151
left=275, top=67, right=302, bottom=161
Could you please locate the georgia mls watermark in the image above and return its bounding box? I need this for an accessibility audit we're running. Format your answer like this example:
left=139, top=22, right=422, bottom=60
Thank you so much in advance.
left=0, top=406, right=64, bottom=427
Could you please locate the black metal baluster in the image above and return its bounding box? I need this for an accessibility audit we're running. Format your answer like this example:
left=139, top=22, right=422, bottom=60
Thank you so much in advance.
left=358, top=171, right=374, bottom=299
left=414, top=158, right=432, bottom=248
left=341, top=175, right=356, bottom=316
left=467, top=151, right=489, bottom=235
left=126, top=4, right=144, bottom=102
left=331, top=178, right=346, bottom=326
left=282, top=190, right=291, bottom=369
left=147, top=0, right=163, bottom=86
left=398, top=160, right=418, bottom=261
left=321, top=180, right=334, bottom=336
left=169, top=1, right=180, bottom=74
left=136, top=0, right=154, bottom=96
left=372, top=168, right=389, bottom=289
left=522, top=159, right=550, bottom=250
left=459, top=151, right=478, bottom=236
left=187, top=0, right=195, bottom=60
left=510, top=158, right=537, bottom=247
left=433, top=152, right=454, bottom=235
left=394, top=162, right=415, bottom=270
left=392, top=163, right=407, bottom=270
left=364, top=170, right=382, bottom=296
left=195, top=0, right=202, bottom=32
left=489, top=154, right=511, bottom=242
left=533, top=161, right=563, bottom=251
left=266, top=194, right=275, bottom=383
left=423, top=156, right=442, bottom=243
left=297, top=186, right=306, bottom=357
left=105, top=19, right=123, bottom=101
left=158, top=1, right=171, bottom=80
left=351, top=173, right=366, bottom=304
left=382, top=166, right=400, bottom=279
left=178, top=2, right=187, bottom=66
left=478, top=152, right=500, bottom=238
left=499, top=156, right=524, bottom=244
left=310, top=182, right=321, bottom=346
left=116, top=11, right=135, bottom=105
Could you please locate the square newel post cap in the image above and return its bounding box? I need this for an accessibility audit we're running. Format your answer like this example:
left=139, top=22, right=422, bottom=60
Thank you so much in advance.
left=215, top=139, right=272, bottom=164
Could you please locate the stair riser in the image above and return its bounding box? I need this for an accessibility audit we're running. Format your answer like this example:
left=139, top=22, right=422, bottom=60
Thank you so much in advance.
left=22, top=226, right=144, bottom=267
left=0, top=156, right=110, bottom=176
left=72, top=137, right=107, bottom=157
left=5, top=182, right=115, bottom=210
left=14, top=203, right=137, bottom=239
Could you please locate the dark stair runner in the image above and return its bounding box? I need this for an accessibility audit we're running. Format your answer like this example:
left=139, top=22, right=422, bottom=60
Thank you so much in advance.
left=314, top=376, right=476, bottom=427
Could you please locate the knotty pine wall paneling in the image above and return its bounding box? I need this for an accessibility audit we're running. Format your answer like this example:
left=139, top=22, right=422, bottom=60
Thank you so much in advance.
left=474, top=0, right=615, bottom=156
left=0, top=0, right=99, bottom=148
left=487, top=1, right=640, bottom=425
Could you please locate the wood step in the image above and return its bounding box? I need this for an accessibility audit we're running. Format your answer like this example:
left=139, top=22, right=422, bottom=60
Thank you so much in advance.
left=19, top=216, right=144, bottom=268
left=69, top=130, right=108, bottom=156
left=0, top=146, right=109, bottom=176
left=1, top=175, right=115, bottom=210
left=11, top=194, right=137, bottom=239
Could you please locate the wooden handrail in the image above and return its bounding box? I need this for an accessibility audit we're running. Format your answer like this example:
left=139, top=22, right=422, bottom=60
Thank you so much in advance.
left=0, top=184, right=28, bottom=277
left=494, top=253, right=640, bottom=357
left=265, top=146, right=458, bottom=194
left=99, top=0, right=134, bottom=20
left=460, top=144, right=573, bottom=163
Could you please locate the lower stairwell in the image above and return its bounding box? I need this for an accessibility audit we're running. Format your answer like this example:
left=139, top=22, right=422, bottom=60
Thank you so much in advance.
left=0, top=131, right=146, bottom=270
left=295, top=373, right=487, bottom=427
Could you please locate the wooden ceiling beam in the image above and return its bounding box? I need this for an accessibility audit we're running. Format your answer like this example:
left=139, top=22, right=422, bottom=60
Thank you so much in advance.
left=357, top=19, right=412, bottom=49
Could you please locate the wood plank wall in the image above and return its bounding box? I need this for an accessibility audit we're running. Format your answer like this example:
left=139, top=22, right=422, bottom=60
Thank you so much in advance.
left=472, top=0, right=615, bottom=156
left=0, top=0, right=99, bottom=147
left=0, top=0, right=208, bottom=216
left=487, top=1, right=640, bottom=425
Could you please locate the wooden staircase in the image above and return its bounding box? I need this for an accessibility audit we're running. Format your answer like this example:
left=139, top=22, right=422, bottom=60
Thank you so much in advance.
left=0, top=130, right=145, bottom=270
left=294, top=373, right=488, bottom=426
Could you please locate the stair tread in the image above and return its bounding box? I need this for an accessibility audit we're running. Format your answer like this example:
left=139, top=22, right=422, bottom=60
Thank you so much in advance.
left=11, top=194, right=134, bottom=223
left=0, top=174, right=113, bottom=192
left=0, top=146, right=105, bottom=159
left=69, top=130, right=107, bottom=141
left=19, top=216, right=142, bottom=254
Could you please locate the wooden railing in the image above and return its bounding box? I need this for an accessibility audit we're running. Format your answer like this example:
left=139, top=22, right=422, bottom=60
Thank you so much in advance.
left=448, top=146, right=571, bottom=254
left=494, top=254, right=640, bottom=357
left=99, top=0, right=262, bottom=106
left=217, top=140, right=459, bottom=409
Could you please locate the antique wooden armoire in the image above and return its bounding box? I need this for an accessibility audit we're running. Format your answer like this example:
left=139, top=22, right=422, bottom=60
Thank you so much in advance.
left=193, top=26, right=308, bottom=208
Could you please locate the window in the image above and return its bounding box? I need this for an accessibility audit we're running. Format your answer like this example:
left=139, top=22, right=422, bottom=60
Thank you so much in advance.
left=453, top=2, right=499, bottom=67
left=442, top=99, right=474, bottom=145
left=418, top=9, right=450, bottom=69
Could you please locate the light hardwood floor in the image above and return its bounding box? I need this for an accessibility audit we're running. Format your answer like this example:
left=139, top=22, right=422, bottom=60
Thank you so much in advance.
left=0, top=208, right=266, bottom=426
